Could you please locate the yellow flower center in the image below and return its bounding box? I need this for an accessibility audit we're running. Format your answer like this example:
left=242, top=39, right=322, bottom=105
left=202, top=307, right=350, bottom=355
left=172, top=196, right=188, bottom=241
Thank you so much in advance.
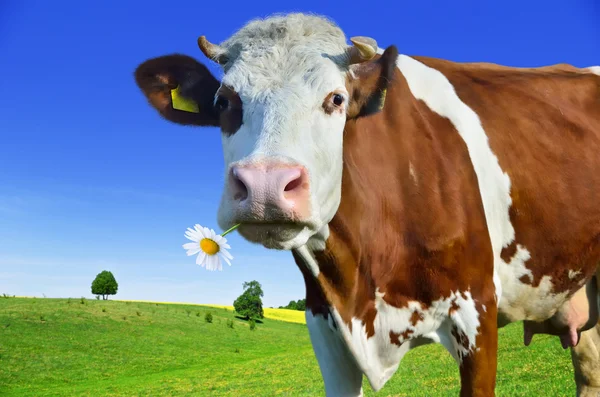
left=200, top=238, right=220, bottom=255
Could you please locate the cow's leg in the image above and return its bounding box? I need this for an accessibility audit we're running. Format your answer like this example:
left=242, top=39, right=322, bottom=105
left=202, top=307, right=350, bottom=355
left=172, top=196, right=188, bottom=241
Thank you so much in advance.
left=305, top=310, right=364, bottom=397
left=571, top=321, right=600, bottom=396
left=454, top=297, right=498, bottom=397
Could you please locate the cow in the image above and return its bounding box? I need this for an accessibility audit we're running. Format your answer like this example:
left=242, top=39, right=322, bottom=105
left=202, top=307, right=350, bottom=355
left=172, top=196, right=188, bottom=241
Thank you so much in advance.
left=134, top=13, right=600, bottom=396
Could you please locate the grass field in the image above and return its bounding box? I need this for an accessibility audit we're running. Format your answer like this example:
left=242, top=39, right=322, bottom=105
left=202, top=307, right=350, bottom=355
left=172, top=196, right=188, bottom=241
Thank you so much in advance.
left=0, top=297, right=576, bottom=396
left=117, top=300, right=307, bottom=324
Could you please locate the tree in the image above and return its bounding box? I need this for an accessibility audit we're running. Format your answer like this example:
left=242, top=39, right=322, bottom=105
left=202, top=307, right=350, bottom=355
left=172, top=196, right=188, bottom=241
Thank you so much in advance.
left=233, top=280, right=264, bottom=320
left=91, top=270, right=118, bottom=300
left=279, top=299, right=306, bottom=311
left=286, top=300, right=298, bottom=310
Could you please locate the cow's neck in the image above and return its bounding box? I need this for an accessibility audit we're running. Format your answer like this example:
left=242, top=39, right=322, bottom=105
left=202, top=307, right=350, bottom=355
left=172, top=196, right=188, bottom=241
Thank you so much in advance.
left=292, top=61, right=491, bottom=324
left=293, top=70, right=415, bottom=324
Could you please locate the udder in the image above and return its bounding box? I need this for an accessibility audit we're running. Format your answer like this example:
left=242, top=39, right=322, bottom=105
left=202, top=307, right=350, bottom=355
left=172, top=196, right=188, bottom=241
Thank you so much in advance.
left=523, top=277, right=598, bottom=349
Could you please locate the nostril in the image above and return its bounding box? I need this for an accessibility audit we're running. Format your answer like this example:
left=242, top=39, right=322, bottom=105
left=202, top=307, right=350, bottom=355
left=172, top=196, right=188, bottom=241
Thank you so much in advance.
left=284, top=175, right=303, bottom=192
left=282, top=168, right=306, bottom=195
left=231, top=168, right=248, bottom=201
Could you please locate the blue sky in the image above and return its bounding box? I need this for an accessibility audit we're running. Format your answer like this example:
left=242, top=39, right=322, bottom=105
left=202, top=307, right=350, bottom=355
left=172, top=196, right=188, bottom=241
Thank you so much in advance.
left=0, top=0, right=598, bottom=307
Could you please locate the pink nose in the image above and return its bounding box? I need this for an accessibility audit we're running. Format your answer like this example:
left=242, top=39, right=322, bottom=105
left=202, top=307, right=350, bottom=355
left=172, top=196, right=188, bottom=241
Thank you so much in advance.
left=229, top=164, right=310, bottom=217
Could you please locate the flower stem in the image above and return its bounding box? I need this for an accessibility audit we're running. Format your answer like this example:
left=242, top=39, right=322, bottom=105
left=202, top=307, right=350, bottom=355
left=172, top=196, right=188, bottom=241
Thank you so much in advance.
left=221, top=223, right=241, bottom=237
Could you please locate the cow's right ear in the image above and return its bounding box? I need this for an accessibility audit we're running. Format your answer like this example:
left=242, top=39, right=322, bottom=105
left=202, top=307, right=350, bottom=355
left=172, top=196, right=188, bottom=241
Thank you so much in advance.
left=346, top=44, right=398, bottom=119
left=134, top=54, right=221, bottom=127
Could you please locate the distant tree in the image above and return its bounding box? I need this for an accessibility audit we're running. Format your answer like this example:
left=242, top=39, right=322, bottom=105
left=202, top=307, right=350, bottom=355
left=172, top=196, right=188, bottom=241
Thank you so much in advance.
left=91, top=271, right=118, bottom=300
left=279, top=299, right=306, bottom=311
left=233, top=280, right=264, bottom=320
left=286, top=300, right=298, bottom=310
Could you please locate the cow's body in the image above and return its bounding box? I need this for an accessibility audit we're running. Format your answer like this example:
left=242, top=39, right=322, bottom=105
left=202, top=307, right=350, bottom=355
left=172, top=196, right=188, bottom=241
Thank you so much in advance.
left=295, top=55, right=600, bottom=395
left=134, top=13, right=600, bottom=396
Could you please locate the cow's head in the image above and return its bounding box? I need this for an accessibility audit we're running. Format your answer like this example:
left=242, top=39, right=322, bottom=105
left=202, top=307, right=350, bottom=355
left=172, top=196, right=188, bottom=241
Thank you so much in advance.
left=135, top=14, right=397, bottom=250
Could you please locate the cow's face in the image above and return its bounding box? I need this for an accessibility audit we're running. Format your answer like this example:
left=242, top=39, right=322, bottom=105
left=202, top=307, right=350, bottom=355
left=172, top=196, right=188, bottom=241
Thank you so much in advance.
left=135, top=14, right=397, bottom=250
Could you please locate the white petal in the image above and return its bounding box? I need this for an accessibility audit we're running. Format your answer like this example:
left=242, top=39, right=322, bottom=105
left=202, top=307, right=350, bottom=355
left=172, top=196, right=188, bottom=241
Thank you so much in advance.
left=196, top=252, right=207, bottom=267
left=203, top=254, right=213, bottom=270
left=185, top=247, right=201, bottom=256
left=194, top=225, right=206, bottom=238
left=220, top=242, right=231, bottom=250
left=206, top=255, right=217, bottom=271
left=197, top=226, right=208, bottom=237
left=184, top=231, right=196, bottom=241
left=185, top=230, right=201, bottom=242
left=203, top=227, right=212, bottom=238
left=213, top=256, right=221, bottom=271
left=221, top=249, right=233, bottom=260
left=204, top=227, right=214, bottom=240
left=183, top=242, right=198, bottom=250
left=221, top=254, right=232, bottom=267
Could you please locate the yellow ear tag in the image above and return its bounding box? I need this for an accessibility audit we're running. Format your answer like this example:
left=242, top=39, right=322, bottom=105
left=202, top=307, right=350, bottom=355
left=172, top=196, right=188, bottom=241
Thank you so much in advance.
left=379, top=89, right=387, bottom=110
left=170, top=85, right=200, bottom=113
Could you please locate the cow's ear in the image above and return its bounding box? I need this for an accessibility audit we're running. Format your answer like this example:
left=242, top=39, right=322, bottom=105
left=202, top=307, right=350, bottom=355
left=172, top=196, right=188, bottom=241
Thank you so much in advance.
left=134, top=54, right=221, bottom=127
left=346, top=45, right=398, bottom=119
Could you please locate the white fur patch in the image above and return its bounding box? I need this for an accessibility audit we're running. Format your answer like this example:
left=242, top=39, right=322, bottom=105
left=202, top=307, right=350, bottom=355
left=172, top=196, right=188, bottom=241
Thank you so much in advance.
left=394, top=53, right=514, bottom=305
left=569, top=269, right=582, bottom=280
left=408, top=161, right=417, bottom=184
left=497, top=245, right=570, bottom=322
left=292, top=225, right=330, bottom=277
left=306, top=224, right=330, bottom=252
left=587, top=66, right=600, bottom=76
left=295, top=245, right=320, bottom=277
left=215, top=14, right=350, bottom=250
left=329, top=290, right=480, bottom=391
left=305, top=311, right=364, bottom=396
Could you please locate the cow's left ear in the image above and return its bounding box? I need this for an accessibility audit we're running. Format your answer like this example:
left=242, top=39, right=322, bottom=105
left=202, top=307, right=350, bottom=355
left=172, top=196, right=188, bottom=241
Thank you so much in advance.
left=134, top=54, right=221, bottom=127
left=346, top=44, right=399, bottom=119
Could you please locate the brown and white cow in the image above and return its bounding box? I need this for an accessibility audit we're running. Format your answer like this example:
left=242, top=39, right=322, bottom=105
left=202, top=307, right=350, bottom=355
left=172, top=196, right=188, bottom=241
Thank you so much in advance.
left=134, top=13, right=600, bottom=396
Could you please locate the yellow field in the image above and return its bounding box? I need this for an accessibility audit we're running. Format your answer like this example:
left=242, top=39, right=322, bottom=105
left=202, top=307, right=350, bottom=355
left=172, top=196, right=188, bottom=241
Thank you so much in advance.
left=117, top=300, right=306, bottom=324
left=263, top=308, right=306, bottom=324
left=199, top=305, right=306, bottom=324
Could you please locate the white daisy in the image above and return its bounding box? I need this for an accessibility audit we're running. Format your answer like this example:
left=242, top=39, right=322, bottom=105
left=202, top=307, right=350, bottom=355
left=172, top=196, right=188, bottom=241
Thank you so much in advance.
left=182, top=223, right=238, bottom=271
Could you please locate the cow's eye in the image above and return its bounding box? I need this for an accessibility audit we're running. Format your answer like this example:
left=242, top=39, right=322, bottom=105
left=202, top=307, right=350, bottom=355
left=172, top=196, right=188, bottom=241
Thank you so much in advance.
left=215, top=96, right=229, bottom=112
left=332, top=94, right=344, bottom=107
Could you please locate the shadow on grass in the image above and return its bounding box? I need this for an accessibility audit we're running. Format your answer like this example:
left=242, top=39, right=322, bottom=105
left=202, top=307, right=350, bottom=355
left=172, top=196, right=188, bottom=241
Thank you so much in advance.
left=234, top=315, right=264, bottom=324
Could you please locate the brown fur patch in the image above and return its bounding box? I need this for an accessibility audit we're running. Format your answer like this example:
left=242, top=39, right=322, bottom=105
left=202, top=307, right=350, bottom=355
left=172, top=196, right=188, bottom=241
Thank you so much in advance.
left=215, top=85, right=243, bottom=135
left=134, top=54, right=221, bottom=127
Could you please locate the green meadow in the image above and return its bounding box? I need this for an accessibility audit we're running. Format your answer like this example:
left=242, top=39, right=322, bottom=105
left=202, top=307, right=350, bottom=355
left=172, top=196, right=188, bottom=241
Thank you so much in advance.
left=0, top=297, right=575, bottom=396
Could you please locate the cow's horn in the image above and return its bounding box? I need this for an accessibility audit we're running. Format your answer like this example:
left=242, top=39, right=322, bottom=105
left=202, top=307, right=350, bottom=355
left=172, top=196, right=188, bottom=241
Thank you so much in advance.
left=348, top=36, right=378, bottom=64
left=197, top=36, right=228, bottom=64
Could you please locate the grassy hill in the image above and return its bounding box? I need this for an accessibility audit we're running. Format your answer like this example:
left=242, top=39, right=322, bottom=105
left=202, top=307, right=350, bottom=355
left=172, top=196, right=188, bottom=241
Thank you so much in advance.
left=0, top=297, right=576, bottom=396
